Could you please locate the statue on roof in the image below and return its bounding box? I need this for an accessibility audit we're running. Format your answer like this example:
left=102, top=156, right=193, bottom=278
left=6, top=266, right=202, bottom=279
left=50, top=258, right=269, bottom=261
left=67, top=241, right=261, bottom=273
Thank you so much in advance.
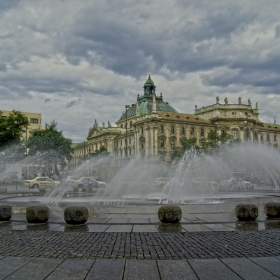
left=248, top=98, right=252, bottom=106
left=102, top=122, right=105, bottom=128
left=238, top=97, right=242, bottom=104
left=255, top=102, right=258, bottom=109
left=224, top=97, right=228, bottom=105
left=108, top=121, right=111, bottom=127
left=216, top=96, right=220, bottom=104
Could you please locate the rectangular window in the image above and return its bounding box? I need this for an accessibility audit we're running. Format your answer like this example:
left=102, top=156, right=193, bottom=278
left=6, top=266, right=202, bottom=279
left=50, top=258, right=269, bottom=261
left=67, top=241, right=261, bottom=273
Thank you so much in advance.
left=171, top=126, right=175, bottom=134
left=160, top=139, right=164, bottom=147
left=274, top=135, right=277, bottom=142
left=30, top=118, right=39, bottom=124
left=171, top=140, right=175, bottom=148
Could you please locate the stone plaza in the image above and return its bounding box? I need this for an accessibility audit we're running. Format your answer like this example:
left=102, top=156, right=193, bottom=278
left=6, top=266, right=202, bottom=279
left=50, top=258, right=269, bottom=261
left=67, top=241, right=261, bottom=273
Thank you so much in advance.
left=1, top=193, right=280, bottom=279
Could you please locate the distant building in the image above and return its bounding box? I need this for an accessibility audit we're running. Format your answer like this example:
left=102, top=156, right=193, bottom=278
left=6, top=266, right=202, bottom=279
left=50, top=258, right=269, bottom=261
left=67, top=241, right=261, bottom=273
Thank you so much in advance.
left=71, top=75, right=280, bottom=169
left=0, top=110, right=42, bottom=142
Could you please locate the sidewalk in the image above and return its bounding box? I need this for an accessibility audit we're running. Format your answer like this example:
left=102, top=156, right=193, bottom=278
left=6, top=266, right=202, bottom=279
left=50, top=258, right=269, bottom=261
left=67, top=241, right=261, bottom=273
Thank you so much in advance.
left=1, top=197, right=280, bottom=279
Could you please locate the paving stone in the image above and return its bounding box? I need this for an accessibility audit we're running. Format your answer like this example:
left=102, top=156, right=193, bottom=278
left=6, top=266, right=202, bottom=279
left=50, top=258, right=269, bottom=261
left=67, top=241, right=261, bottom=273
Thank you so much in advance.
left=124, top=260, right=160, bottom=280
left=221, top=257, right=279, bottom=280
left=46, top=259, right=94, bottom=280
left=133, top=225, right=158, bottom=232
left=129, top=218, right=151, bottom=224
left=203, top=223, right=236, bottom=231
left=157, top=260, right=198, bottom=280
left=106, top=218, right=130, bottom=224
left=249, top=257, right=280, bottom=277
left=86, top=259, right=124, bottom=280
left=87, top=224, right=109, bottom=232
left=0, top=256, right=32, bottom=280
left=27, top=223, right=63, bottom=231
left=188, top=259, right=241, bottom=280
left=105, top=225, right=132, bottom=232
left=5, top=258, right=63, bottom=280
left=182, top=224, right=212, bottom=232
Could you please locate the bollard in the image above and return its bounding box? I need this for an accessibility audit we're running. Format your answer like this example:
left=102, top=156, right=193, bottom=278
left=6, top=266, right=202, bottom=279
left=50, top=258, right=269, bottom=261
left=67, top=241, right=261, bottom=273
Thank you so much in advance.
left=26, top=206, right=49, bottom=223
left=0, top=205, right=12, bottom=221
left=235, top=204, right=258, bottom=221
left=64, top=206, right=89, bottom=224
left=158, top=205, right=182, bottom=223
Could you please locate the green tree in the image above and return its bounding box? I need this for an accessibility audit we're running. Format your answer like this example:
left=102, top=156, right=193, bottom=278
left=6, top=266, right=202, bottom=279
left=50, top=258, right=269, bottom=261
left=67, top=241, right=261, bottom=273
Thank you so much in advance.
left=27, top=121, right=73, bottom=175
left=93, top=145, right=110, bottom=157
left=171, top=137, right=200, bottom=160
left=204, top=131, right=240, bottom=155
left=0, top=110, right=29, bottom=150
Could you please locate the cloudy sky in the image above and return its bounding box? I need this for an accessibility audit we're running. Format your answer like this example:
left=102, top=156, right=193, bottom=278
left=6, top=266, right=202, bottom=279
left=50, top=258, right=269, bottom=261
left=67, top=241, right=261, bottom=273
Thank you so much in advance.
left=1, top=0, right=280, bottom=142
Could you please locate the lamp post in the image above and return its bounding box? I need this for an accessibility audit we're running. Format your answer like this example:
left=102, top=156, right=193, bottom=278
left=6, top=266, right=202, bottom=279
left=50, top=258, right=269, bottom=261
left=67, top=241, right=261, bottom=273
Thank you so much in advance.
left=125, top=105, right=130, bottom=159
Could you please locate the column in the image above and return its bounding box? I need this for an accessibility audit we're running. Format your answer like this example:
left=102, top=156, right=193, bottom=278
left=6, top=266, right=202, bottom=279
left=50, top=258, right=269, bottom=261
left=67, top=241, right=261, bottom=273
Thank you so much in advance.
left=154, top=126, right=158, bottom=156
left=145, top=126, right=149, bottom=157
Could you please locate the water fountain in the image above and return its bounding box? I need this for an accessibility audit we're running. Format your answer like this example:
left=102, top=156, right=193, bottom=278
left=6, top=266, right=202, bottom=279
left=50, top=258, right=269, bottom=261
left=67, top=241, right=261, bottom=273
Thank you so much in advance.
left=1, top=142, right=280, bottom=206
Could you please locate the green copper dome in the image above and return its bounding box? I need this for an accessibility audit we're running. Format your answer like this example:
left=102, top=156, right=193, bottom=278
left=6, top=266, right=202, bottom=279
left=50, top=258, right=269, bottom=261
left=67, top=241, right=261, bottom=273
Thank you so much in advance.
left=117, top=75, right=178, bottom=122
left=144, top=74, right=154, bottom=86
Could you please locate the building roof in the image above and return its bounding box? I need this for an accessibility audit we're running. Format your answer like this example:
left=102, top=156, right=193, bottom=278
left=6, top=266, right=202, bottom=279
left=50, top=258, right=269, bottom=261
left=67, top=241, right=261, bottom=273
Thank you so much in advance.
left=157, top=112, right=212, bottom=124
left=261, top=123, right=280, bottom=131
left=118, top=75, right=178, bottom=121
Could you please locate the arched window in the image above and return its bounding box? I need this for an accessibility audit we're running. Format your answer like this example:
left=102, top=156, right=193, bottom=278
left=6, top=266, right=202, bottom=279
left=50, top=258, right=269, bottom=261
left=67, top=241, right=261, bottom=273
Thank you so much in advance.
left=171, top=126, right=175, bottom=134
left=201, top=129, right=204, bottom=137
left=160, top=139, right=164, bottom=148
left=181, top=127, right=185, bottom=135
left=141, top=127, right=144, bottom=135
left=190, top=127, right=195, bottom=136
left=260, top=134, right=263, bottom=142
left=274, top=135, right=277, bottom=142
left=121, top=124, right=123, bottom=128
left=267, top=134, right=270, bottom=142
left=130, top=121, right=133, bottom=128
left=160, top=125, right=164, bottom=133
left=232, top=129, right=238, bottom=139
left=171, top=140, right=175, bottom=148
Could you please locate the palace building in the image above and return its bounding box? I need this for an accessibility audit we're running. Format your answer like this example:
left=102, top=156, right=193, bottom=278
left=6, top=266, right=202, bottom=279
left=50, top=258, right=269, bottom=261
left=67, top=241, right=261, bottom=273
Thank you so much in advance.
left=71, top=75, right=280, bottom=169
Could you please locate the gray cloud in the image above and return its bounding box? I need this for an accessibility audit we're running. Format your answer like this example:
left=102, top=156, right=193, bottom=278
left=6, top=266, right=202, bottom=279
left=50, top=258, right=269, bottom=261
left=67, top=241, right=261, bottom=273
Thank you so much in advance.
left=65, top=99, right=81, bottom=108
left=1, top=0, right=280, bottom=141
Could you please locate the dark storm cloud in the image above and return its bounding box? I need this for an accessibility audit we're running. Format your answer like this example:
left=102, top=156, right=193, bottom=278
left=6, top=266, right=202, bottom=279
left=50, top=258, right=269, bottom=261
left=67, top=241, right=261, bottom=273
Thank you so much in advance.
left=1, top=0, right=280, bottom=141
left=65, top=99, right=81, bottom=108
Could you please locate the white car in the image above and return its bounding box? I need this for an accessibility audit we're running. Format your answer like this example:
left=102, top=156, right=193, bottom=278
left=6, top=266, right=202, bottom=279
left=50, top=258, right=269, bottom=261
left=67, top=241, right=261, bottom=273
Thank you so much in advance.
left=66, top=177, right=107, bottom=192
left=24, top=177, right=61, bottom=190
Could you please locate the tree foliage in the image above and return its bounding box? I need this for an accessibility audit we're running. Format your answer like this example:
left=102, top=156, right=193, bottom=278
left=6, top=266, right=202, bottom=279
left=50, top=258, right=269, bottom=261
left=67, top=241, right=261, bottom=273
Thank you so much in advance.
left=171, top=131, right=240, bottom=161
left=204, top=131, right=240, bottom=154
left=27, top=121, right=73, bottom=173
left=93, top=145, right=110, bottom=157
left=0, top=110, right=29, bottom=150
left=171, top=138, right=199, bottom=160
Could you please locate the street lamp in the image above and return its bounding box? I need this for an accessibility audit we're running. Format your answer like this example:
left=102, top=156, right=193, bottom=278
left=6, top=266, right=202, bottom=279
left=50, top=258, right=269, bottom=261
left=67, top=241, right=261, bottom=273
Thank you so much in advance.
left=125, top=105, right=130, bottom=158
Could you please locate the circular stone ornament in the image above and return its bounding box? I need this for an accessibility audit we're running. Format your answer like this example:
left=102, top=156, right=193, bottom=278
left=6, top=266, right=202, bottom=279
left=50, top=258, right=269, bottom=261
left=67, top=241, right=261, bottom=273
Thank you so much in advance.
left=235, top=204, right=258, bottom=221
left=158, top=205, right=182, bottom=223
left=64, top=206, right=89, bottom=224
left=264, top=203, right=280, bottom=217
left=26, top=206, right=49, bottom=223
left=0, top=205, right=12, bottom=221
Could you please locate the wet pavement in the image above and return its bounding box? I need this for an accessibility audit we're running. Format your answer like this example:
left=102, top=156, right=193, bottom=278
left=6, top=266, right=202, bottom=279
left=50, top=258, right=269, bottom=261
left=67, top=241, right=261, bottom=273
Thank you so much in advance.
left=1, top=195, right=280, bottom=279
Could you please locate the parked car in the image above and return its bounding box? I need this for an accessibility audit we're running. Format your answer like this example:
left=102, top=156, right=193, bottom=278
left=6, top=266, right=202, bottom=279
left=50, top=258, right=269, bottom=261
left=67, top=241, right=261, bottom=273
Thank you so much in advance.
left=220, top=178, right=253, bottom=191
left=24, top=177, right=61, bottom=191
left=151, top=178, right=170, bottom=188
left=67, top=177, right=107, bottom=192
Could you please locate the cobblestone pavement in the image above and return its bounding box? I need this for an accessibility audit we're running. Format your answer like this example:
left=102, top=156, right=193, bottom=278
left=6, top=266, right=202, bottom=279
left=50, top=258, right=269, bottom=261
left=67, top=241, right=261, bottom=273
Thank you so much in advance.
left=1, top=228, right=280, bottom=260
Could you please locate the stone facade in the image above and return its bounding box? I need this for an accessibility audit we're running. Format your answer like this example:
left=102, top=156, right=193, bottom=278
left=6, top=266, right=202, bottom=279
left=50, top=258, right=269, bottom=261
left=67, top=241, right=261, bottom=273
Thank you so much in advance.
left=71, top=76, right=280, bottom=169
